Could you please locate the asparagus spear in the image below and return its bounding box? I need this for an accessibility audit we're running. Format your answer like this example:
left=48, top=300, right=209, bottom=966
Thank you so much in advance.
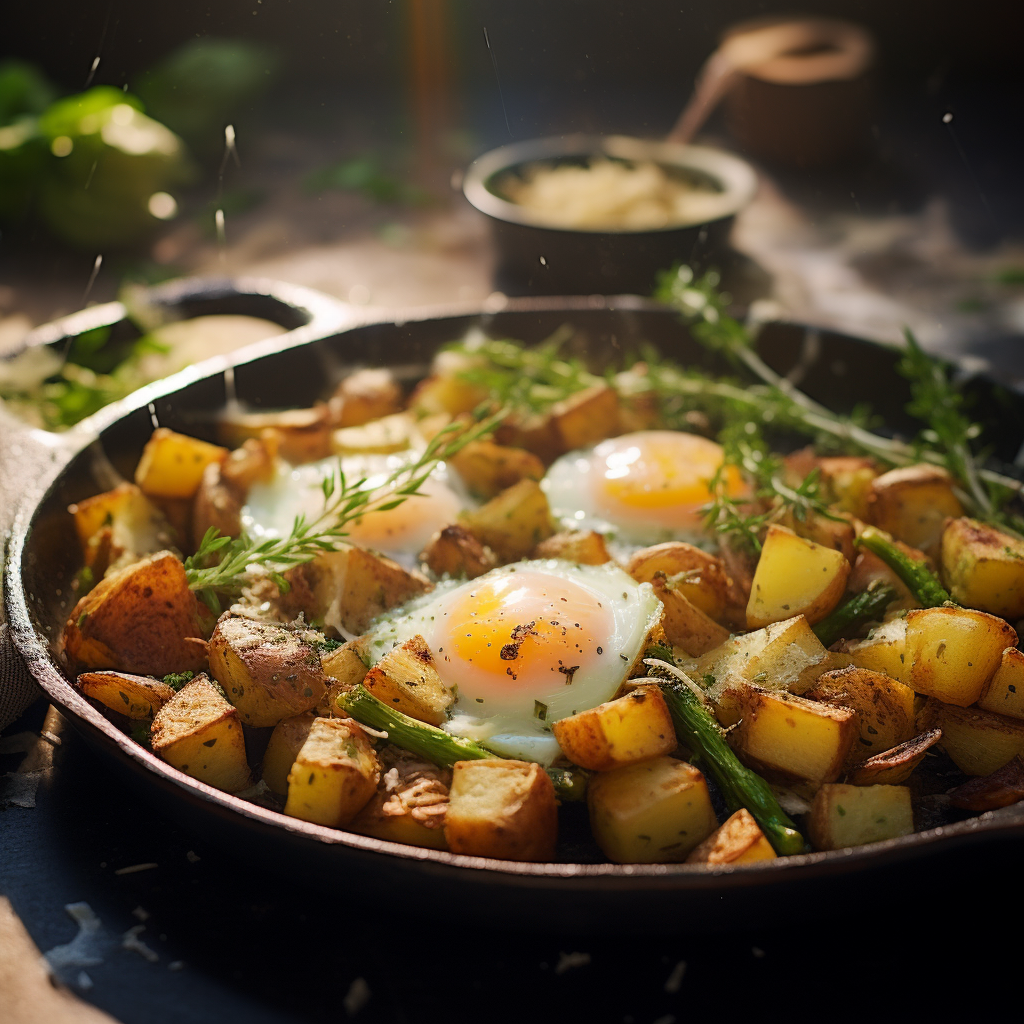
left=337, top=685, right=587, bottom=801
left=855, top=526, right=952, bottom=607
left=811, top=583, right=898, bottom=648
left=650, top=668, right=806, bottom=856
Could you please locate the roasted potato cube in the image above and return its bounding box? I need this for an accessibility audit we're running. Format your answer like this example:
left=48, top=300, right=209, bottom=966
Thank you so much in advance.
left=219, top=405, right=332, bottom=464
left=918, top=699, right=1024, bottom=776
left=532, top=530, right=613, bottom=565
left=63, top=551, right=208, bottom=676
left=807, top=667, right=917, bottom=766
left=807, top=783, right=913, bottom=851
left=283, top=717, right=380, bottom=827
left=904, top=605, right=1016, bottom=707
left=746, top=524, right=850, bottom=629
left=150, top=676, right=250, bottom=792
left=843, top=728, right=942, bottom=786
left=408, top=351, right=488, bottom=417
left=221, top=435, right=278, bottom=489
left=281, top=544, right=433, bottom=636
left=421, top=524, right=497, bottom=580
left=330, top=367, right=403, bottom=427
left=362, top=635, right=453, bottom=726
left=262, top=711, right=316, bottom=795
left=684, top=808, right=776, bottom=865
left=729, top=686, right=859, bottom=784
left=553, top=686, right=676, bottom=771
left=626, top=542, right=741, bottom=626
left=76, top=670, right=176, bottom=719
left=134, top=428, right=228, bottom=500
left=833, top=617, right=908, bottom=682
left=587, top=756, right=719, bottom=864
left=866, top=464, right=964, bottom=557
left=774, top=504, right=856, bottom=565
left=650, top=575, right=730, bottom=656
left=978, top=647, right=1024, bottom=720
left=449, top=440, right=546, bottom=500
left=947, top=756, right=1024, bottom=812
left=317, top=638, right=370, bottom=715
left=941, top=517, right=1024, bottom=619
left=330, top=412, right=416, bottom=455
left=208, top=616, right=327, bottom=728
left=459, top=479, right=555, bottom=564
left=192, top=461, right=243, bottom=548
left=494, top=412, right=564, bottom=465
left=445, top=759, right=558, bottom=861
left=549, top=383, right=621, bottom=452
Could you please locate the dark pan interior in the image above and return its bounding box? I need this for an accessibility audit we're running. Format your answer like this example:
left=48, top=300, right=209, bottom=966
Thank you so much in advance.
left=11, top=292, right=1024, bottom=931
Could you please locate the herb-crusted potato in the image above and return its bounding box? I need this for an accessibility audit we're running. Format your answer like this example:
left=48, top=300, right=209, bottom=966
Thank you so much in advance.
left=843, top=728, right=943, bottom=786
left=445, top=759, right=558, bottom=861
left=317, top=638, right=370, bottom=715
left=866, top=464, right=964, bottom=558
left=421, top=524, right=497, bottom=580
left=649, top=574, right=731, bottom=656
left=685, top=808, right=776, bottom=865
left=208, top=616, right=327, bottom=728
left=330, top=367, right=404, bottom=427
left=134, top=427, right=228, bottom=500
left=978, top=647, right=1024, bottom=720
left=449, top=439, right=546, bottom=500
left=807, top=783, right=913, bottom=850
left=150, top=675, right=250, bottom=792
left=532, top=530, right=612, bottom=566
left=940, top=517, right=1024, bottom=618
left=458, top=478, right=556, bottom=564
left=76, top=670, right=176, bottom=719
left=917, top=699, right=1024, bottom=776
left=262, top=711, right=316, bottom=795
left=362, top=634, right=453, bottom=726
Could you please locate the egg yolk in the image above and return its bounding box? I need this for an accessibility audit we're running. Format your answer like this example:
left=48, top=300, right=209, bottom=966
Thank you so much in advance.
left=592, top=430, right=745, bottom=532
left=429, top=569, right=616, bottom=707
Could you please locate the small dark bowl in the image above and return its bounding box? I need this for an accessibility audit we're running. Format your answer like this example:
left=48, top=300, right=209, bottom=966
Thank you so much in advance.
left=463, top=134, right=758, bottom=296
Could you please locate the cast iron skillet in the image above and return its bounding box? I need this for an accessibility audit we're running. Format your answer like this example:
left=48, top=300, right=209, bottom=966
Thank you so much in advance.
left=6, top=278, right=1024, bottom=934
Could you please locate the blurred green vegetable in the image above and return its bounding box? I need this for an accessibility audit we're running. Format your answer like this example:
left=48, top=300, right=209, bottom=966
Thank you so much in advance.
left=304, top=155, right=430, bottom=205
left=0, top=60, right=54, bottom=222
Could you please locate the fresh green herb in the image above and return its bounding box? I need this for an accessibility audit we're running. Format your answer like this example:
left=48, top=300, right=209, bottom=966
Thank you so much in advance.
left=162, top=670, right=195, bottom=691
left=533, top=700, right=548, bottom=721
left=129, top=722, right=152, bottom=749
left=184, top=412, right=500, bottom=613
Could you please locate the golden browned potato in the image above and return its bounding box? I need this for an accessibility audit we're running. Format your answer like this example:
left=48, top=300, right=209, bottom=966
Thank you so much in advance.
left=219, top=405, right=333, bottom=464
left=421, top=524, right=497, bottom=580
left=866, top=464, right=964, bottom=558
left=684, top=808, right=776, bottom=865
left=548, top=383, right=621, bottom=453
left=459, top=479, right=555, bottom=564
left=649, top=575, right=731, bottom=656
left=449, top=439, right=546, bottom=500
left=940, top=517, right=1024, bottom=619
left=807, top=783, right=913, bottom=850
left=191, top=461, right=243, bottom=548
left=729, top=685, right=858, bottom=785
left=63, top=551, right=208, bottom=676
left=587, top=756, right=719, bottom=864
left=843, top=728, right=942, bottom=786
left=283, top=717, right=380, bottom=827
left=150, top=675, right=250, bottom=792
left=946, top=756, right=1024, bottom=812
left=208, top=616, right=327, bottom=728
left=978, top=648, right=1024, bottom=720
left=784, top=448, right=879, bottom=520
left=362, top=635, right=454, bottom=726
left=317, top=638, right=370, bottom=715
left=917, top=699, right=1024, bottom=776
left=445, top=759, right=558, bottom=861
left=134, top=428, right=228, bottom=500
left=746, top=524, right=850, bottom=629
left=832, top=617, right=908, bottom=682
left=262, top=711, right=316, bottom=796
left=806, top=666, right=917, bottom=767
left=76, top=670, right=176, bottom=719
left=330, top=367, right=403, bottom=427
left=774, top=503, right=856, bottom=565
left=904, top=605, right=1016, bottom=707
left=552, top=686, right=676, bottom=771
left=280, top=544, right=433, bottom=636
left=532, top=530, right=613, bottom=566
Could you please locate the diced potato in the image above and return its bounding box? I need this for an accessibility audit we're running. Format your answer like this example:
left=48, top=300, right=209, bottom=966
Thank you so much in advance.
left=626, top=542, right=741, bottom=626
left=281, top=544, right=433, bottom=636
left=208, top=616, right=327, bottom=727
left=978, top=647, right=1024, bottom=720
left=445, top=759, right=557, bottom=861
left=807, top=783, right=913, bottom=851
left=684, top=808, right=776, bottom=865
left=834, top=617, right=908, bottom=683
left=134, top=428, right=228, bottom=500
left=283, top=717, right=380, bottom=827
left=219, top=405, right=332, bottom=464
left=947, top=756, right=1024, bottom=812
left=449, top=440, right=546, bottom=500
left=330, top=367, right=403, bottom=427
left=317, top=638, right=370, bottom=715
left=807, top=666, right=917, bottom=766
left=362, top=635, right=453, bottom=726
left=495, top=413, right=564, bottom=466
left=918, top=699, right=1024, bottom=776
left=774, top=504, right=856, bottom=565
left=904, top=605, right=1016, bottom=707
left=192, top=461, right=244, bottom=548
left=150, top=676, right=250, bottom=792
left=549, top=383, right=621, bottom=453
left=220, top=435, right=278, bottom=489
left=76, top=670, right=176, bottom=719
left=262, top=711, right=316, bottom=795
left=552, top=686, right=676, bottom=771
left=866, top=464, right=964, bottom=557
left=746, top=524, right=850, bottom=629
left=408, top=354, right=487, bottom=418
left=421, top=524, right=497, bottom=580
left=459, top=479, right=555, bottom=564
left=729, top=685, right=859, bottom=784
left=587, top=756, right=719, bottom=864
left=63, top=551, right=208, bottom=676
left=784, top=449, right=879, bottom=521
left=650, top=575, right=730, bottom=656
left=843, top=728, right=943, bottom=786
left=941, top=517, right=1024, bottom=619
left=330, top=412, right=416, bottom=455
left=532, top=530, right=613, bottom=566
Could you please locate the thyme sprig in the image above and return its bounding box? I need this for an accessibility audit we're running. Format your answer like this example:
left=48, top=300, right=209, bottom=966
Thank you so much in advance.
left=184, top=411, right=500, bottom=613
